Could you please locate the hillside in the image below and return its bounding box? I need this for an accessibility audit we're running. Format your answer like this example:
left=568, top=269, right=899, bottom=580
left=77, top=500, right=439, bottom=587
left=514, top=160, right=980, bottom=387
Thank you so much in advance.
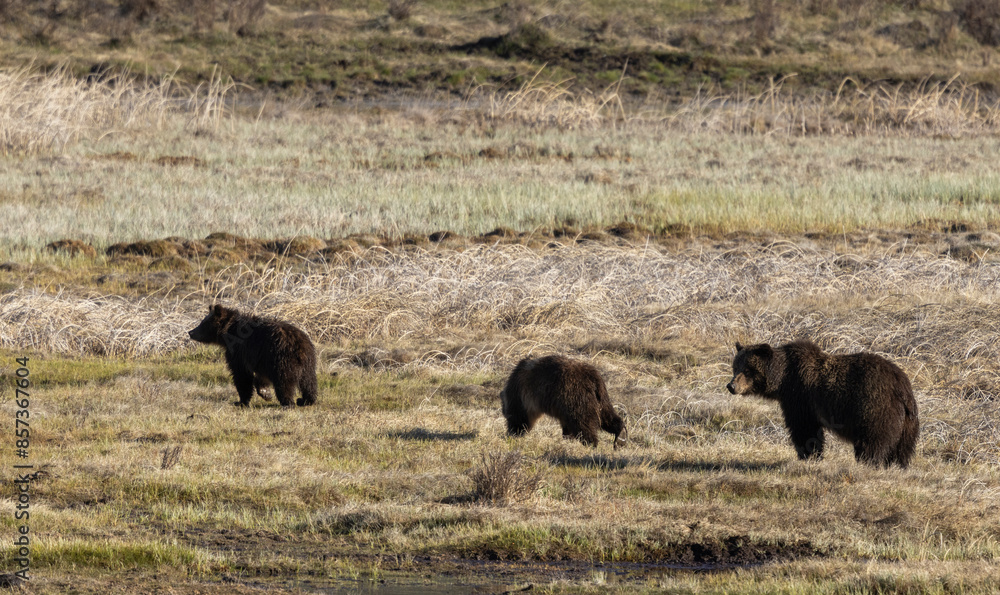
left=2, top=0, right=1000, bottom=100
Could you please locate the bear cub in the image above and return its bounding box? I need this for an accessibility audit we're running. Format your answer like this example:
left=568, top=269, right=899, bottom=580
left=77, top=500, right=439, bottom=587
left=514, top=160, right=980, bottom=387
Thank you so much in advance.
left=188, top=305, right=318, bottom=407
left=727, top=340, right=918, bottom=468
left=501, top=355, right=626, bottom=448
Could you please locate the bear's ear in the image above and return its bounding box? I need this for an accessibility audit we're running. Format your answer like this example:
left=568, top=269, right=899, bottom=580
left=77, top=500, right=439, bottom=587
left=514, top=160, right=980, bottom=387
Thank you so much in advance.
left=735, top=342, right=744, bottom=352
left=211, top=304, right=223, bottom=316
left=759, top=344, right=774, bottom=358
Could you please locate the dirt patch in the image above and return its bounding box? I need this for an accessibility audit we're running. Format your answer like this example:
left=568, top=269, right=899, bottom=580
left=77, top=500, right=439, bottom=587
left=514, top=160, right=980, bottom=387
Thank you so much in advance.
left=165, top=523, right=821, bottom=585
left=385, top=428, right=479, bottom=441
left=655, top=536, right=818, bottom=567
left=480, top=227, right=519, bottom=241
left=0, top=262, right=27, bottom=272
left=164, top=237, right=210, bottom=258
left=204, top=232, right=263, bottom=249
left=605, top=221, right=651, bottom=240
left=451, top=32, right=708, bottom=82
left=169, top=526, right=291, bottom=554
left=424, top=150, right=467, bottom=164
left=384, top=233, right=431, bottom=248
left=455, top=533, right=820, bottom=567
left=262, top=236, right=326, bottom=255
left=107, top=239, right=182, bottom=258
left=47, top=239, right=97, bottom=258
left=149, top=255, right=193, bottom=271
left=94, top=151, right=140, bottom=161
left=205, top=247, right=244, bottom=263
left=154, top=155, right=206, bottom=167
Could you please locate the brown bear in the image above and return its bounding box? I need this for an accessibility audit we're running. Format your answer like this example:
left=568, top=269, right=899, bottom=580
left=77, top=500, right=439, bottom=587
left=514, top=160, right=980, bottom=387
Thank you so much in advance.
left=188, top=305, right=318, bottom=407
left=727, top=340, right=918, bottom=468
left=501, top=355, right=626, bottom=448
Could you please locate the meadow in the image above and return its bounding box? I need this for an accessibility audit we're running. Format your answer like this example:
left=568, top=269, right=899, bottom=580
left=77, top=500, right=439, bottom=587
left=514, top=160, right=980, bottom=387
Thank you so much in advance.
left=2, top=64, right=1000, bottom=593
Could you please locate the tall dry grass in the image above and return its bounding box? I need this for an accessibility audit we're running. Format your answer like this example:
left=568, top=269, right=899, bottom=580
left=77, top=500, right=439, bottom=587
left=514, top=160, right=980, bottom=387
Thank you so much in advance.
left=0, top=66, right=236, bottom=156
left=0, top=66, right=172, bottom=155
left=660, top=75, right=1000, bottom=136
left=483, top=67, right=628, bottom=129
left=480, top=72, right=1000, bottom=137
left=8, top=240, right=1000, bottom=395
left=0, top=291, right=193, bottom=356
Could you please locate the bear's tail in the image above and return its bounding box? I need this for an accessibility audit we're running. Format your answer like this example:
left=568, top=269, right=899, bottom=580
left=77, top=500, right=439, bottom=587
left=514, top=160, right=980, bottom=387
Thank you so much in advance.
left=893, top=398, right=919, bottom=469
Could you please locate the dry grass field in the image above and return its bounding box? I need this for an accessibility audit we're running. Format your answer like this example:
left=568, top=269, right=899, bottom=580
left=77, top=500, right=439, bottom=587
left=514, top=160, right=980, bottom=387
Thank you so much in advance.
left=2, top=64, right=1000, bottom=592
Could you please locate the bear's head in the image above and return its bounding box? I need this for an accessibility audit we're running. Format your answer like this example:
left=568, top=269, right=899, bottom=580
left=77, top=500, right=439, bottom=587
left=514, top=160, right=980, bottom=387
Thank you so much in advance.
left=188, top=304, right=236, bottom=345
left=727, top=342, right=774, bottom=397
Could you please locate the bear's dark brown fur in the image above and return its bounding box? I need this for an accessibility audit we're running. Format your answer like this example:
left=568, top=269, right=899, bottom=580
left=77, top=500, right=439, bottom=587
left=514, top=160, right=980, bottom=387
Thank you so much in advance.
left=727, top=340, right=918, bottom=468
left=188, top=305, right=318, bottom=407
left=501, top=355, right=625, bottom=448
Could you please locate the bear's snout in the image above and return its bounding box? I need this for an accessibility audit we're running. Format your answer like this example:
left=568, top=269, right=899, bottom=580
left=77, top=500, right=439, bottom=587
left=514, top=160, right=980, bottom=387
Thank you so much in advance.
left=726, top=381, right=736, bottom=394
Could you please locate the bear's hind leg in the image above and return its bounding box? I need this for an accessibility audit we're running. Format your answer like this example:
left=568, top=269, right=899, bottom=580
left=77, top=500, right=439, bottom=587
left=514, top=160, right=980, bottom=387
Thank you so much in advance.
left=297, top=371, right=318, bottom=406
left=854, top=437, right=895, bottom=468
left=271, top=380, right=296, bottom=407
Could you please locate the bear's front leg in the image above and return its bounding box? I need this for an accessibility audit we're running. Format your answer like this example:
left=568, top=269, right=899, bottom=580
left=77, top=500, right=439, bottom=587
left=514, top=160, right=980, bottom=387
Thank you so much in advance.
left=789, top=421, right=825, bottom=460
left=502, top=398, right=534, bottom=436
left=232, top=370, right=255, bottom=407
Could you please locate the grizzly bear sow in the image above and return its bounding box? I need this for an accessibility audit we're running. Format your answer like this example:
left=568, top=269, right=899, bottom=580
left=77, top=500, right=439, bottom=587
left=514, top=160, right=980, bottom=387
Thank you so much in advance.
left=501, top=355, right=626, bottom=448
left=727, top=340, right=918, bottom=468
left=188, top=305, right=318, bottom=407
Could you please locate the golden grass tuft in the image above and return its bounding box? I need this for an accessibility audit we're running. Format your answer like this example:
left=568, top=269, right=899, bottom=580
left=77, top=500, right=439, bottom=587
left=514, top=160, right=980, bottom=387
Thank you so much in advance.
left=0, top=66, right=172, bottom=156
left=0, top=65, right=236, bottom=157
left=483, top=67, right=628, bottom=130
left=663, top=75, right=1000, bottom=137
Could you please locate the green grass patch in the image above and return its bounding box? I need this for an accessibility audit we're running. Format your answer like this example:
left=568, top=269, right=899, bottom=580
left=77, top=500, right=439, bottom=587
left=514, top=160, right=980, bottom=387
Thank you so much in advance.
left=5, top=538, right=211, bottom=571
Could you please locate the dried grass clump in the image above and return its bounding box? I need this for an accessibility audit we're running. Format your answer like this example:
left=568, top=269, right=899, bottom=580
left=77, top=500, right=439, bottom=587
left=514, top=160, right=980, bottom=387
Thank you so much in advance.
left=920, top=391, right=1000, bottom=466
left=482, top=68, right=627, bottom=130
left=0, top=66, right=171, bottom=156
left=7, top=239, right=1000, bottom=371
left=471, top=71, right=1000, bottom=137
left=0, top=292, right=192, bottom=356
left=160, top=445, right=184, bottom=470
left=0, top=65, right=237, bottom=156
left=470, top=450, right=541, bottom=506
left=662, top=76, right=1000, bottom=137
left=180, top=66, right=238, bottom=132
